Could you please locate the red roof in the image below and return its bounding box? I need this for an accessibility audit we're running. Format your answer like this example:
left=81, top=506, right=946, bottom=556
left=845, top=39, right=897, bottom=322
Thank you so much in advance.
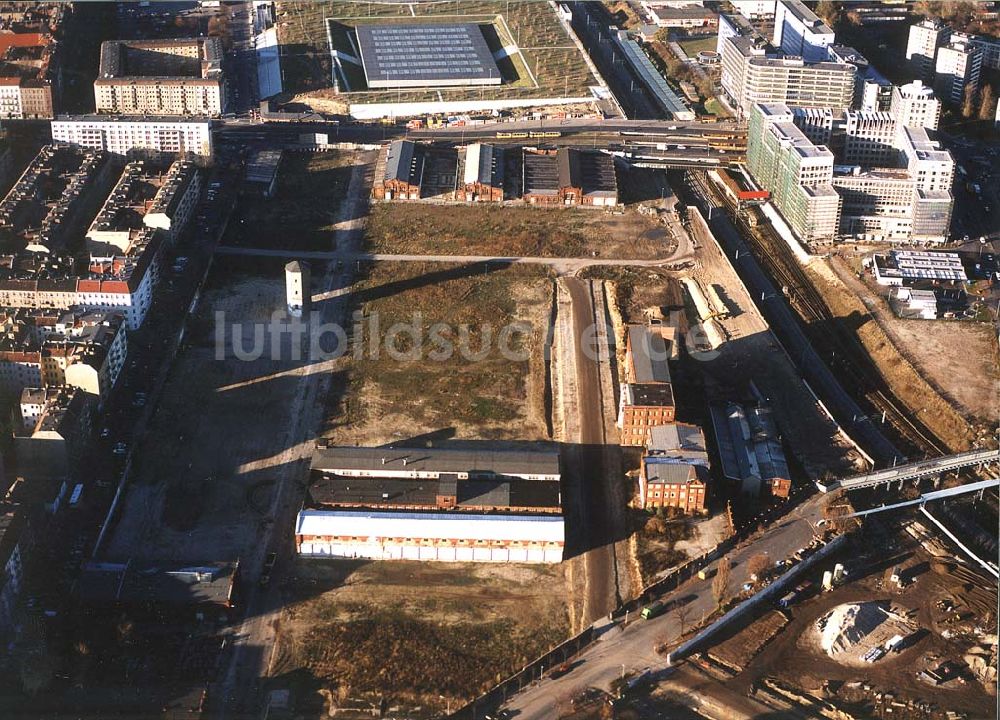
left=0, top=33, right=45, bottom=54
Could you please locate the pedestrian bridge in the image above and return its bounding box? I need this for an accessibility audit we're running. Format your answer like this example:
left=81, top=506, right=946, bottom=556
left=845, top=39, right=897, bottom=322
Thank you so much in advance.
left=819, top=448, right=1000, bottom=492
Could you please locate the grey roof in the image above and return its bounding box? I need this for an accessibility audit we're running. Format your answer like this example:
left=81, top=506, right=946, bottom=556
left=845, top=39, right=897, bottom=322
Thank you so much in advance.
left=76, top=561, right=238, bottom=608
left=384, top=139, right=424, bottom=186
left=611, top=32, right=692, bottom=119
left=644, top=462, right=707, bottom=485
left=356, top=23, right=501, bottom=87
left=647, top=423, right=709, bottom=464
left=628, top=325, right=672, bottom=383
left=307, top=472, right=561, bottom=511
left=311, top=445, right=561, bottom=478
left=709, top=402, right=789, bottom=484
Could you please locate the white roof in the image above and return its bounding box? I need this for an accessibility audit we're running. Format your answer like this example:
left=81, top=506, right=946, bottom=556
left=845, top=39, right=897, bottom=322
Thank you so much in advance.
left=295, top=510, right=565, bottom=543
left=464, top=143, right=483, bottom=186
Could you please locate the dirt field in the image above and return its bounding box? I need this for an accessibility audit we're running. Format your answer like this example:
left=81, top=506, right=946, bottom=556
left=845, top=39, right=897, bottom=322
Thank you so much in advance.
left=365, top=203, right=674, bottom=260
left=830, top=252, right=999, bottom=426
left=709, top=610, right=789, bottom=673
left=222, top=151, right=354, bottom=252
left=807, top=259, right=977, bottom=452
left=102, top=259, right=310, bottom=564
left=319, top=261, right=554, bottom=444
left=726, top=532, right=999, bottom=719
left=272, top=560, right=570, bottom=715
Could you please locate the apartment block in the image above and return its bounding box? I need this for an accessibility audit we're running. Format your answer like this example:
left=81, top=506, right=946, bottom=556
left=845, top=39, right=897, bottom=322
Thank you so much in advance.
left=890, top=80, right=941, bottom=131
left=906, top=18, right=951, bottom=81
left=0, top=31, right=59, bottom=119
left=95, top=38, right=226, bottom=116
left=934, top=39, right=982, bottom=106
left=746, top=103, right=841, bottom=244
left=51, top=115, right=213, bottom=163
left=772, top=0, right=834, bottom=62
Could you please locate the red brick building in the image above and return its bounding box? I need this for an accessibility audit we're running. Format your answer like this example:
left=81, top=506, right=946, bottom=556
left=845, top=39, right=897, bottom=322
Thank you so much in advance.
left=618, top=324, right=676, bottom=446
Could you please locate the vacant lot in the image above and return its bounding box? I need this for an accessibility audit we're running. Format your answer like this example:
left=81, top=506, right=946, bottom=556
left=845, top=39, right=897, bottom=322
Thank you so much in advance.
left=807, top=259, right=976, bottom=452
left=321, top=261, right=553, bottom=444
left=830, top=253, right=999, bottom=426
left=222, top=151, right=354, bottom=252
left=275, top=0, right=595, bottom=109
left=366, top=203, right=673, bottom=259
left=274, top=560, right=570, bottom=715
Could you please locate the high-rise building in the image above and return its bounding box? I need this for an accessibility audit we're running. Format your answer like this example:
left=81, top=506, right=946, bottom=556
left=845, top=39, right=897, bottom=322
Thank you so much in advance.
left=890, top=80, right=941, bottom=130
left=772, top=0, right=835, bottom=62
left=843, top=111, right=897, bottom=166
left=741, top=56, right=856, bottom=116
left=934, top=39, right=982, bottom=105
left=746, top=103, right=841, bottom=244
left=827, top=44, right=891, bottom=111
left=50, top=116, right=213, bottom=163
left=906, top=18, right=951, bottom=81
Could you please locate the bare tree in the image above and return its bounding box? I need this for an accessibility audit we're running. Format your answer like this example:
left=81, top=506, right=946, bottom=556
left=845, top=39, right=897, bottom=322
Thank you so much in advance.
left=962, top=84, right=978, bottom=118
left=673, top=602, right=693, bottom=636
left=712, top=556, right=731, bottom=608
left=815, top=1, right=842, bottom=26
left=979, top=85, right=997, bottom=121
left=747, top=553, right=771, bottom=581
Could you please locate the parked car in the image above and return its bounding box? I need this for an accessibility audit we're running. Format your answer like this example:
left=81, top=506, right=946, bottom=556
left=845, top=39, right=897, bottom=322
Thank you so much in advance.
left=112, top=442, right=128, bottom=455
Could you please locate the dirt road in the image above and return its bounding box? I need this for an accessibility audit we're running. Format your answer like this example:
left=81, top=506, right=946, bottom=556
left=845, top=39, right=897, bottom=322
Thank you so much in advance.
left=562, top=277, right=626, bottom=625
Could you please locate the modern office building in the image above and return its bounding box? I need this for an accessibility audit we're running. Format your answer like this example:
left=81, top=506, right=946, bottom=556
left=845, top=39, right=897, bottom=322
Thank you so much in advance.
left=772, top=0, right=835, bottom=62
left=842, top=111, right=897, bottom=166
left=934, top=39, right=982, bottom=106
left=94, top=38, right=226, bottom=116
left=895, top=124, right=956, bottom=193
left=832, top=167, right=950, bottom=243
left=721, top=36, right=856, bottom=117
left=890, top=80, right=941, bottom=130
left=906, top=18, right=951, bottom=81
left=50, top=115, right=213, bottom=163
left=746, top=103, right=841, bottom=244
left=826, top=44, right=891, bottom=111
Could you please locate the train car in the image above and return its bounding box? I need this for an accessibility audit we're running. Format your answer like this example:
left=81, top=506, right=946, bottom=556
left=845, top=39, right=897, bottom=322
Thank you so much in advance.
left=528, top=130, right=562, bottom=138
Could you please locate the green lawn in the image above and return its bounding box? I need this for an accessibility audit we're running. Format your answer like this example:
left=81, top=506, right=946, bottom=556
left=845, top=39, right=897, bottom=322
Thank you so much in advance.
left=677, top=35, right=718, bottom=58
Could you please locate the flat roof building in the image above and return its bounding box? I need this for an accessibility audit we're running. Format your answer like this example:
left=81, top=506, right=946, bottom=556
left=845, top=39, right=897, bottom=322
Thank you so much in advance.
left=51, top=115, right=214, bottom=163
left=772, top=0, right=834, bottom=62
left=872, top=249, right=968, bottom=286
left=95, top=38, right=226, bottom=116
left=355, top=23, right=501, bottom=89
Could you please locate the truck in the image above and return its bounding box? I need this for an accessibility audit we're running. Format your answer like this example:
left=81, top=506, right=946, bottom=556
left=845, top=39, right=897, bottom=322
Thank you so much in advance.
left=884, top=634, right=905, bottom=653
left=641, top=600, right=667, bottom=620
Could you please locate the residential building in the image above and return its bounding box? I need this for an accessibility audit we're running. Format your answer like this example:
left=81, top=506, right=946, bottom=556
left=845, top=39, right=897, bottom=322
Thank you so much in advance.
left=457, top=143, right=504, bottom=202
left=372, top=139, right=424, bottom=200
left=906, top=18, right=950, bottom=81
left=522, top=148, right=618, bottom=206
left=0, top=308, right=127, bottom=402
left=50, top=115, right=214, bottom=163
left=965, top=33, right=1000, bottom=70
left=645, top=4, right=718, bottom=28
left=871, top=249, right=968, bottom=286
left=618, top=324, right=676, bottom=446
left=746, top=103, right=841, bottom=244
left=14, top=385, right=91, bottom=483
left=772, top=0, right=834, bottom=62
left=296, top=445, right=564, bottom=563
left=94, top=38, right=226, bottom=116
left=0, top=502, right=27, bottom=638
left=729, top=1, right=776, bottom=21
left=0, top=157, right=200, bottom=329
left=935, top=39, right=982, bottom=106
left=639, top=423, right=709, bottom=513
left=710, top=401, right=790, bottom=497
left=890, top=80, right=941, bottom=131
left=0, top=32, right=59, bottom=119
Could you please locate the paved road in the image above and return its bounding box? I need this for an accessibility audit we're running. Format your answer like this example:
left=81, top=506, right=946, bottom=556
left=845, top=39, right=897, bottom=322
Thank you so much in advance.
left=503, top=490, right=830, bottom=719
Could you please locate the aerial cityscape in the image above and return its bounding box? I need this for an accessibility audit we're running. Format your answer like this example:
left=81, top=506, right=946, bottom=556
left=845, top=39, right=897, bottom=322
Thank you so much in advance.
left=0, top=1, right=996, bottom=718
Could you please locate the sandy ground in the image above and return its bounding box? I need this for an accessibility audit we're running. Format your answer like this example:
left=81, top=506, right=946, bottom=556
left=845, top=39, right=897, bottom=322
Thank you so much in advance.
left=830, top=253, right=999, bottom=425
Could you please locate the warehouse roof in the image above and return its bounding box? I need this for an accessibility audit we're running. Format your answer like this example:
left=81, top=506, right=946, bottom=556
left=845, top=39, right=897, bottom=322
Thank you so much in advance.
left=627, top=324, right=672, bottom=384
left=647, top=423, right=709, bottom=464
left=307, top=473, right=561, bottom=511
left=296, top=509, right=565, bottom=543
left=644, top=462, right=708, bottom=485
left=355, top=23, right=501, bottom=88
left=311, top=445, right=561, bottom=478
left=464, top=143, right=504, bottom=187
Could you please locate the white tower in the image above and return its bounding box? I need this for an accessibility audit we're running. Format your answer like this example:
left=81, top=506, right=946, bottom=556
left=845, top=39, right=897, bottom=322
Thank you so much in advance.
left=285, top=260, right=310, bottom=317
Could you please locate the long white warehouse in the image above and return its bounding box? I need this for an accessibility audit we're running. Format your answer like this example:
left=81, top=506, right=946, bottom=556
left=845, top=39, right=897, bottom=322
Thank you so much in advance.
left=295, top=510, right=566, bottom=563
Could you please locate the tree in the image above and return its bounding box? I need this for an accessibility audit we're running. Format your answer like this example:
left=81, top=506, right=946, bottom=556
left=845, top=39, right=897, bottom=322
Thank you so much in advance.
left=673, top=602, right=693, bottom=636
left=747, top=553, right=771, bottom=581
left=712, top=556, right=731, bottom=608
left=815, top=1, right=842, bottom=27
left=979, top=85, right=997, bottom=122
left=962, top=84, right=978, bottom=119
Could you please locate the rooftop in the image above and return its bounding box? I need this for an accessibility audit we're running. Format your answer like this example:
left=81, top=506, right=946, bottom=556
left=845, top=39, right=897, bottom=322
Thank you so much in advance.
left=710, top=401, right=790, bottom=484
left=647, top=422, right=709, bottom=464
left=311, top=445, right=561, bottom=479
left=97, top=37, right=222, bottom=82
left=779, top=0, right=833, bottom=33
left=627, top=324, right=672, bottom=384
left=355, top=23, right=501, bottom=89
left=624, top=382, right=675, bottom=408
left=296, top=509, right=566, bottom=543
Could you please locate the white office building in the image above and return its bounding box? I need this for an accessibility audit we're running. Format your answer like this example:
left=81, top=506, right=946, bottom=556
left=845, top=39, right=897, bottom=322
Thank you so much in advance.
left=935, top=40, right=982, bottom=106
left=890, top=80, right=941, bottom=130
left=906, top=18, right=951, bottom=81
left=51, top=116, right=214, bottom=163
left=772, top=0, right=835, bottom=62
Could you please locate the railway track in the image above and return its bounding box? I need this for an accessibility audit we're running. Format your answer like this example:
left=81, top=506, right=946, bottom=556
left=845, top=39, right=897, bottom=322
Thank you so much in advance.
left=690, top=170, right=948, bottom=458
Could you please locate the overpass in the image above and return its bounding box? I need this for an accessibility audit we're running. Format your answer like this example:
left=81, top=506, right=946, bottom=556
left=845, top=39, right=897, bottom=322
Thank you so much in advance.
left=820, top=448, right=1000, bottom=492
